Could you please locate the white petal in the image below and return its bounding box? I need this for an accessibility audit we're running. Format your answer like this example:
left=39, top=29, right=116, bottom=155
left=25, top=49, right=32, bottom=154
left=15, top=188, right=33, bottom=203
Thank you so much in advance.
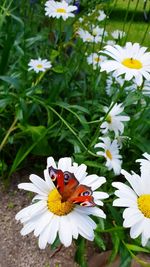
left=82, top=175, right=106, bottom=190
left=59, top=216, right=72, bottom=247
left=130, top=220, right=145, bottom=239
left=29, top=174, right=50, bottom=194
left=113, top=198, right=137, bottom=208
left=93, top=191, right=109, bottom=200
left=34, top=211, right=53, bottom=237
left=73, top=164, right=87, bottom=182
left=48, top=215, right=60, bottom=244
left=16, top=200, right=47, bottom=221
left=47, top=156, right=56, bottom=168
left=18, top=183, right=47, bottom=196
left=44, top=169, right=55, bottom=190
left=123, top=213, right=143, bottom=227
left=58, top=157, right=72, bottom=171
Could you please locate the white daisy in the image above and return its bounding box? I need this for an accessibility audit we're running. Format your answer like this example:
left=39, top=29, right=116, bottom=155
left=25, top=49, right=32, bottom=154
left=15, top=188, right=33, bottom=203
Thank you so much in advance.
left=16, top=157, right=108, bottom=249
left=97, top=10, right=107, bottom=21
left=87, top=53, right=106, bottom=69
left=28, top=58, right=52, bottom=73
left=45, top=0, right=77, bottom=21
left=100, top=42, right=150, bottom=86
left=77, top=28, right=95, bottom=43
left=111, top=30, right=126, bottom=40
left=142, top=80, right=150, bottom=96
left=94, top=137, right=122, bottom=175
left=113, top=153, right=150, bottom=246
left=106, top=75, right=125, bottom=96
left=92, top=26, right=108, bottom=38
left=100, top=103, right=130, bottom=137
left=106, top=40, right=116, bottom=46
left=136, top=152, right=150, bottom=177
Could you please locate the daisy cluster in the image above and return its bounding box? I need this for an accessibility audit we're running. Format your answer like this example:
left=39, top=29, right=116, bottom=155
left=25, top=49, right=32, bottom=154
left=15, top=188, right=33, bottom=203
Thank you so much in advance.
left=95, top=103, right=130, bottom=175
left=15, top=0, right=150, bottom=254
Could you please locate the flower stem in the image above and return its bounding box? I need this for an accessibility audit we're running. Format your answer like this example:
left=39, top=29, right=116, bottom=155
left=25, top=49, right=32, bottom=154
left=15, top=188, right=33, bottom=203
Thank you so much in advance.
left=0, top=117, right=17, bottom=151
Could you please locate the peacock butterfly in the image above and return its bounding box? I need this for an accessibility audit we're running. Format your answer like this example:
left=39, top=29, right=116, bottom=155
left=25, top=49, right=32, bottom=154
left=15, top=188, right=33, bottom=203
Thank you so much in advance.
left=48, top=166, right=95, bottom=207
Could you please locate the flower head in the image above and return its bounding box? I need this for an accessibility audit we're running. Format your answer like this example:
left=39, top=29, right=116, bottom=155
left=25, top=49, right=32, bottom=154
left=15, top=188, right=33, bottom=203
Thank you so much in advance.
left=45, top=0, right=77, bottom=21
left=100, top=103, right=130, bottom=137
left=77, top=28, right=95, bottom=43
left=142, top=80, right=150, bottom=96
left=97, top=10, right=107, bottom=21
left=16, top=157, right=108, bottom=249
left=91, top=26, right=108, bottom=38
left=95, top=137, right=122, bottom=175
left=28, top=58, right=52, bottom=73
left=77, top=28, right=102, bottom=43
left=100, top=42, right=150, bottom=86
left=111, top=30, right=126, bottom=40
left=87, top=53, right=106, bottom=69
left=113, top=153, right=150, bottom=246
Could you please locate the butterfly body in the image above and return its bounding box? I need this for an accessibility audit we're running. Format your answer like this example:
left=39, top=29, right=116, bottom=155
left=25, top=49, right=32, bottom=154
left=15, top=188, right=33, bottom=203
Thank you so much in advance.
left=48, top=166, right=95, bottom=207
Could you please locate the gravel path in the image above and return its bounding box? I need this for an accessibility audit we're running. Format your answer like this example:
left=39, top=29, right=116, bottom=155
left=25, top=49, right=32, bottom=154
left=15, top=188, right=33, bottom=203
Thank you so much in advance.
left=0, top=187, right=78, bottom=267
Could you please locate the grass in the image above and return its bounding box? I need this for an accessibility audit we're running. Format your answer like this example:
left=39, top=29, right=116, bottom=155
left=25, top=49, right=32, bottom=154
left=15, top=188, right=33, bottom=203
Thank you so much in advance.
left=105, top=0, right=150, bottom=46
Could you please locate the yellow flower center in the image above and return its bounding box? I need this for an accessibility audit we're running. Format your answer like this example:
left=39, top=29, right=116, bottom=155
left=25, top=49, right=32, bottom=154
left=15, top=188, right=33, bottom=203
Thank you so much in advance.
left=106, top=149, right=112, bottom=160
left=137, top=194, right=150, bottom=218
left=86, top=37, right=92, bottom=42
left=47, top=188, right=74, bottom=216
left=106, top=115, right=112, bottom=123
left=57, top=8, right=66, bottom=13
left=37, top=64, right=43, bottom=68
left=122, top=58, right=142, bottom=69
left=94, top=57, right=101, bottom=63
left=92, top=30, right=97, bottom=36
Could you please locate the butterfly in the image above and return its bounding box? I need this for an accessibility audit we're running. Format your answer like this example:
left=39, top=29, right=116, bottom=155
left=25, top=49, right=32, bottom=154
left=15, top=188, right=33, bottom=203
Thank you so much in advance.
left=48, top=166, right=95, bottom=207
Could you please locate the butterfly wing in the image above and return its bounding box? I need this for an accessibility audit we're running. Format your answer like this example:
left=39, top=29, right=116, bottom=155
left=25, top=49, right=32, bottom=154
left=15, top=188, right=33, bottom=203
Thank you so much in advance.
left=48, top=168, right=95, bottom=206
left=67, top=184, right=95, bottom=207
left=61, top=171, right=79, bottom=201
left=48, top=166, right=64, bottom=193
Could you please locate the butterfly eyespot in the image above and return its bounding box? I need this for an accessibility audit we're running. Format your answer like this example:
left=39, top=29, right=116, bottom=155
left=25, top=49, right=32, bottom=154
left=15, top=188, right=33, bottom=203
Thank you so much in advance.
left=64, top=173, right=69, bottom=181
left=80, top=190, right=91, bottom=196
left=49, top=167, right=57, bottom=181
left=80, top=202, right=86, bottom=206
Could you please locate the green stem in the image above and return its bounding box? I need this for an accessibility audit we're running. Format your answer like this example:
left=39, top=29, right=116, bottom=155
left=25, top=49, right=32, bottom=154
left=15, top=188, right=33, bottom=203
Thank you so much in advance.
left=140, top=22, right=150, bottom=46
left=34, top=71, right=46, bottom=86
left=124, top=0, right=140, bottom=45
left=30, top=96, right=99, bottom=158
left=48, top=106, right=98, bottom=157
left=0, top=117, right=17, bottom=151
left=122, top=0, right=131, bottom=39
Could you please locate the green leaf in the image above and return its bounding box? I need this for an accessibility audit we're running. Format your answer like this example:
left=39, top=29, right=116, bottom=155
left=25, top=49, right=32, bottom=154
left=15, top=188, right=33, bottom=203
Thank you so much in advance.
left=9, top=127, right=48, bottom=176
left=109, top=232, right=120, bottom=262
left=75, top=237, right=88, bottom=267
left=0, top=75, right=20, bottom=90
left=51, top=236, right=61, bottom=250
left=94, top=233, right=106, bottom=251
left=126, top=244, right=150, bottom=253
left=50, top=50, right=60, bottom=61
left=119, top=244, right=132, bottom=267
left=84, top=160, right=103, bottom=168
left=107, top=204, right=123, bottom=225
left=52, top=66, right=68, bottom=73
left=0, top=98, right=12, bottom=109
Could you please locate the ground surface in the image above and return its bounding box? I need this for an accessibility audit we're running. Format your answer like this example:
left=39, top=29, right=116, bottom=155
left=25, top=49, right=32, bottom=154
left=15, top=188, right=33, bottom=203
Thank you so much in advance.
left=0, top=184, right=78, bottom=267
